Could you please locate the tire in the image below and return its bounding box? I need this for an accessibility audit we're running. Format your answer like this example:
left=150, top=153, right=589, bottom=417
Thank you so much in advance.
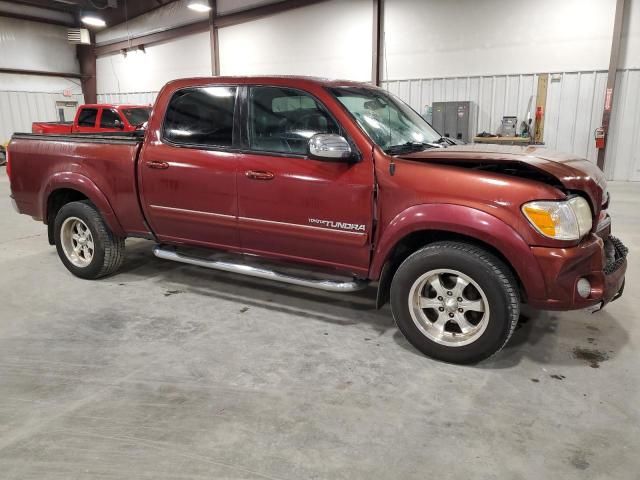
left=390, top=241, right=520, bottom=364
left=54, top=200, right=125, bottom=279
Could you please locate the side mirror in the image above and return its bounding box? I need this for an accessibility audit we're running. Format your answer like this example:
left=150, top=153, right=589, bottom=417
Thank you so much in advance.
left=308, top=134, right=354, bottom=162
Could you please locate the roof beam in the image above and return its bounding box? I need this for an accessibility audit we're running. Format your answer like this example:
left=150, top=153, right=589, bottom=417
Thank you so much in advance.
left=213, top=0, right=327, bottom=28
left=95, top=0, right=329, bottom=56
left=0, top=11, right=75, bottom=26
left=95, top=20, right=209, bottom=56
left=0, top=67, right=83, bottom=79
left=0, top=0, right=76, bottom=26
left=7, top=0, right=76, bottom=12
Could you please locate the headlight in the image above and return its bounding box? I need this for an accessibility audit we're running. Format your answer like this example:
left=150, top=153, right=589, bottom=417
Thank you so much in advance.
left=522, top=197, right=593, bottom=240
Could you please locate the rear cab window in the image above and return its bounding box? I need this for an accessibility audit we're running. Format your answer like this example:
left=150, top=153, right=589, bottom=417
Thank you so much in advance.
left=122, top=107, right=150, bottom=126
left=163, top=86, right=237, bottom=147
left=77, top=108, right=98, bottom=127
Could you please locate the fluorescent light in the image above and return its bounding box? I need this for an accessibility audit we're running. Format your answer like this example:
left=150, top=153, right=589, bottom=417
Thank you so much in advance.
left=187, top=1, right=211, bottom=12
left=81, top=15, right=106, bottom=27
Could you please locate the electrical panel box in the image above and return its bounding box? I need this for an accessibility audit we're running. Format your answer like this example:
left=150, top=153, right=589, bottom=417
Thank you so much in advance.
left=431, top=101, right=472, bottom=143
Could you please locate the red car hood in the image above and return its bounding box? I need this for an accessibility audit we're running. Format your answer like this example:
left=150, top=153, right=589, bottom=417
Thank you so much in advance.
left=399, top=144, right=607, bottom=209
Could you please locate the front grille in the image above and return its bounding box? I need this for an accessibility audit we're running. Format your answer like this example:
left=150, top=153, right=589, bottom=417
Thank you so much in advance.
left=604, top=236, right=628, bottom=275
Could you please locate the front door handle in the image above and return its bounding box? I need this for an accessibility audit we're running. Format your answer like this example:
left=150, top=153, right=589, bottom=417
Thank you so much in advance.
left=146, top=160, right=170, bottom=170
left=245, top=170, right=275, bottom=180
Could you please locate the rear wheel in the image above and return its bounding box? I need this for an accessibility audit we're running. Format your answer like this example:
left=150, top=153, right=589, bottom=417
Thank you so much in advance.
left=54, top=201, right=125, bottom=279
left=390, top=241, right=520, bottom=364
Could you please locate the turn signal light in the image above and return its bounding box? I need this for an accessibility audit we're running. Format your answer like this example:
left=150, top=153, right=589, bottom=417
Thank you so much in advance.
left=522, top=197, right=592, bottom=241
left=522, top=205, right=556, bottom=237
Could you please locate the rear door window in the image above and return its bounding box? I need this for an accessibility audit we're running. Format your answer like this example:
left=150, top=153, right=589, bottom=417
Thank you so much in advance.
left=247, top=86, right=339, bottom=155
left=163, top=86, right=237, bottom=147
left=100, top=109, right=121, bottom=128
left=77, top=108, right=98, bottom=127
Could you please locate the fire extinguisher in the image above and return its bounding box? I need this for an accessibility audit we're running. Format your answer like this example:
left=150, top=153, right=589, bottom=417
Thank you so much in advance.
left=595, top=127, right=606, bottom=149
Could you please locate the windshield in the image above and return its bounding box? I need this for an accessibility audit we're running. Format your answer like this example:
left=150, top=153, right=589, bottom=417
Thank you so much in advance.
left=329, top=87, right=441, bottom=153
left=122, top=107, right=151, bottom=126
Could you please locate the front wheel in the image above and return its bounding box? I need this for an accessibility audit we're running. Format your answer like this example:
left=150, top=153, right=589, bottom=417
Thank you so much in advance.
left=390, top=241, right=520, bottom=364
left=54, top=200, right=125, bottom=279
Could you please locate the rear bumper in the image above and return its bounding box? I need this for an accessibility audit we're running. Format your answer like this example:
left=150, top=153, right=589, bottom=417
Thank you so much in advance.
left=527, top=233, right=627, bottom=311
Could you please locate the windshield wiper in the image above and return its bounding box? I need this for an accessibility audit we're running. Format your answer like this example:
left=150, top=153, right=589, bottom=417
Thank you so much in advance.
left=384, top=142, right=434, bottom=155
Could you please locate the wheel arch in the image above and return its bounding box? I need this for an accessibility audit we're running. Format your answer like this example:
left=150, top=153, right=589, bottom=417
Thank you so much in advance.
left=43, top=173, right=125, bottom=244
left=372, top=204, right=545, bottom=309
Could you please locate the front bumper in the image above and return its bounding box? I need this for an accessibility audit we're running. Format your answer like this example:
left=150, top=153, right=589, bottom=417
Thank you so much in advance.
left=527, top=230, right=627, bottom=311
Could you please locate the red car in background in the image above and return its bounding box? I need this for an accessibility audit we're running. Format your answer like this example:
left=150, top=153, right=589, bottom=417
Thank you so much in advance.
left=32, top=104, right=151, bottom=134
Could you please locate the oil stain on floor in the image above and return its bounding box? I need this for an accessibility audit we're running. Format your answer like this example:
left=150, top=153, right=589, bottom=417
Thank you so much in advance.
left=573, top=347, right=609, bottom=368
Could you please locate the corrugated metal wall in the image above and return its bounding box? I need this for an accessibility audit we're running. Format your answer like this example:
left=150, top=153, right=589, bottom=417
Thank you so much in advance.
left=606, top=69, right=640, bottom=181
left=97, top=91, right=158, bottom=105
left=383, top=69, right=640, bottom=181
left=0, top=90, right=84, bottom=145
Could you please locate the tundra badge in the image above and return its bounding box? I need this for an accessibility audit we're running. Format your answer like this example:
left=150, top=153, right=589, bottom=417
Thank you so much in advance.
left=308, top=218, right=366, bottom=232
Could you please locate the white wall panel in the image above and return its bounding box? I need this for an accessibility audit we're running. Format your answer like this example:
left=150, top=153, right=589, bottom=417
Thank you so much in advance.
left=0, top=15, right=83, bottom=144
left=97, top=91, right=158, bottom=105
left=620, top=0, right=640, bottom=69
left=0, top=17, right=79, bottom=74
left=96, top=32, right=211, bottom=94
left=218, top=0, right=372, bottom=81
left=0, top=73, right=82, bottom=94
left=606, top=69, right=640, bottom=180
left=384, top=0, right=616, bottom=80
left=0, top=90, right=84, bottom=144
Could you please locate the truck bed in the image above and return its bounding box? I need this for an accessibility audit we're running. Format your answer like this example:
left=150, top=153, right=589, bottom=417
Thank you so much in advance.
left=32, top=121, right=73, bottom=134
left=9, top=132, right=149, bottom=237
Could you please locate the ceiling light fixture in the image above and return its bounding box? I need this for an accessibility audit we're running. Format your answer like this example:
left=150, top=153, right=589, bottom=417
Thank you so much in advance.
left=81, top=15, right=106, bottom=27
left=187, top=1, right=211, bottom=12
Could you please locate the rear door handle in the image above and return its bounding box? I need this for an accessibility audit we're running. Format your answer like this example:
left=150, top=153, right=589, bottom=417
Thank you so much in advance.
left=245, top=170, right=275, bottom=180
left=146, top=161, right=170, bottom=170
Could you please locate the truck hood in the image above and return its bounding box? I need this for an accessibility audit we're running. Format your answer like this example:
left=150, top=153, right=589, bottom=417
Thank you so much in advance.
left=399, top=144, right=607, bottom=209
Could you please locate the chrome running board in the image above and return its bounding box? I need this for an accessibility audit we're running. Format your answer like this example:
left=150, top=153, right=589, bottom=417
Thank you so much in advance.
left=153, top=245, right=369, bottom=293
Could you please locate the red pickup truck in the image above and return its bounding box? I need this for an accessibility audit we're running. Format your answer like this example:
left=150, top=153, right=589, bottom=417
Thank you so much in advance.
left=32, top=104, right=151, bottom=134
left=7, top=76, right=627, bottom=364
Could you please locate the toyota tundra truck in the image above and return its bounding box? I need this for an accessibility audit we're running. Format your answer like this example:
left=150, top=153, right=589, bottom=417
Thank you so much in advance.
left=6, top=76, right=627, bottom=364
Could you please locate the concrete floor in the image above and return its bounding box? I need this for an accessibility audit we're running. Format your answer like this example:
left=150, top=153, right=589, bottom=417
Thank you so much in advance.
left=0, top=167, right=639, bottom=479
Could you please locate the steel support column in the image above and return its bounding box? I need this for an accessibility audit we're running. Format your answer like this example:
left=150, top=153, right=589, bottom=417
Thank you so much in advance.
left=77, top=34, right=97, bottom=104
left=597, top=0, right=626, bottom=170
left=209, top=0, right=220, bottom=75
left=372, top=0, right=384, bottom=86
